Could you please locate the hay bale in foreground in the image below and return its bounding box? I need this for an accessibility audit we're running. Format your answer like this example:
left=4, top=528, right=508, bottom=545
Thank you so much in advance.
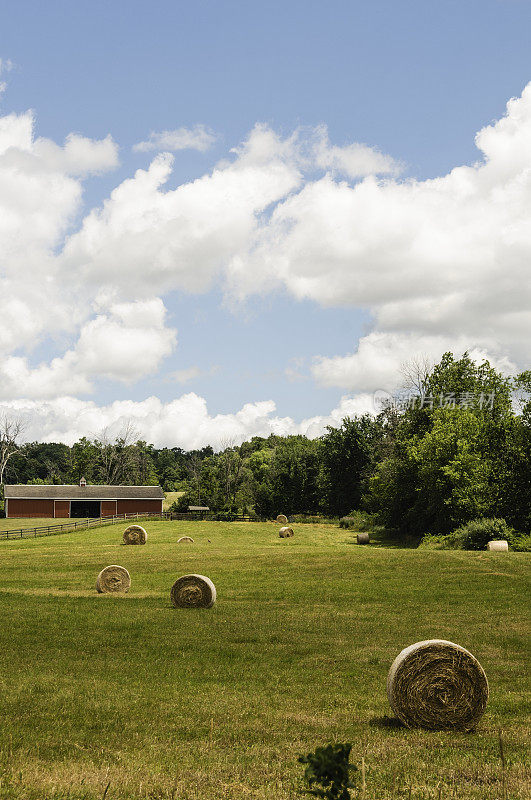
left=123, top=525, right=147, bottom=545
left=387, top=639, right=488, bottom=731
left=177, top=536, right=195, bottom=544
left=357, top=532, right=370, bottom=544
left=487, top=540, right=509, bottom=551
left=170, top=574, right=216, bottom=608
left=279, top=526, right=294, bottom=538
left=96, top=565, right=131, bottom=593
left=276, top=514, right=288, bottom=524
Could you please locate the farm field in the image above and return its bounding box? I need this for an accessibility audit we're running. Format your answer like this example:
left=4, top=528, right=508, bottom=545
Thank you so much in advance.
left=0, top=517, right=76, bottom=532
left=0, top=520, right=529, bottom=800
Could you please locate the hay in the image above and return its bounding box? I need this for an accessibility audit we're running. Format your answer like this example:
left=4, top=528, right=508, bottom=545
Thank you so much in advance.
left=276, top=514, right=288, bottom=524
left=279, top=526, right=294, bottom=538
left=123, top=525, right=147, bottom=545
left=387, top=639, right=489, bottom=731
left=357, top=532, right=370, bottom=544
left=487, top=540, right=509, bottom=551
left=96, top=565, right=131, bottom=593
left=170, top=574, right=216, bottom=608
left=177, top=536, right=195, bottom=543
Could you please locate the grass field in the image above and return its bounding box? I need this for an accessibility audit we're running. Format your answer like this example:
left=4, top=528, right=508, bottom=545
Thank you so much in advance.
left=163, top=492, right=184, bottom=511
left=0, top=520, right=529, bottom=800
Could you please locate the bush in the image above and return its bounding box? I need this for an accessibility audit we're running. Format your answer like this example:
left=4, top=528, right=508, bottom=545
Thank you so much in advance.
left=339, top=517, right=356, bottom=529
left=450, top=517, right=517, bottom=550
left=339, top=510, right=376, bottom=530
left=418, top=533, right=450, bottom=550
left=511, top=533, right=531, bottom=552
left=420, top=518, right=529, bottom=551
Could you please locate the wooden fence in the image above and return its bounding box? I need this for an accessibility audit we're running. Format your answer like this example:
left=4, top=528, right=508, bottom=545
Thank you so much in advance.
left=0, top=510, right=254, bottom=540
left=0, top=511, right=170, bottom=541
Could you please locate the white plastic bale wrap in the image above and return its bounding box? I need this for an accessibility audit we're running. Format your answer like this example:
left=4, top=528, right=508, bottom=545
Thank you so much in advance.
left=170, top=574, right=216, bottom=608
left=487, top=540, right=509, bottom=551
left=276, top=514, right=288, bottom=524
left=177, top=536, right=195, bottom=543
left=387, top=639, right=489, bottom=731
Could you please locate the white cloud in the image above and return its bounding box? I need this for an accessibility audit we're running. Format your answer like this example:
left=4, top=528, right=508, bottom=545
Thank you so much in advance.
left=62, top=125, right=303, bottom=297
left=34, top=132, right=119, bottom=176
left=169, top=366, right=202, bottom=384
left=167, top=365, right=220, bottom=384
left=228, top=84, right=531, bottom=389
left=0, top=392, right=376, bottom=449
left=133, top=125, right=216, bottom=153
left=312, top=332, right=518, bottom=393
left=313, top=124, right=402, bottom=178
left=0, top=58, right=13, bottom=97
left=1, top=85, right=530, bottom=442
left=0, top=300, right=177, bottom=400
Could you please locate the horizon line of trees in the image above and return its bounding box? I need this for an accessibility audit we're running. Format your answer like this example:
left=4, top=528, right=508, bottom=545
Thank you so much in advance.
left=1, top=352, right=530, bottom=535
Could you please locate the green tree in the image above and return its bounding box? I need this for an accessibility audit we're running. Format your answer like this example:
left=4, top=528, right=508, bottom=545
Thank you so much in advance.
left=318, top=417, right=373, bottom=516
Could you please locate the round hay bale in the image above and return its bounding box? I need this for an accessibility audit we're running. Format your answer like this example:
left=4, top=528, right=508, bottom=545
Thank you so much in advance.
left=177, top=536, right=195, bottom=544
left=96, top=565, right=131, bottom=594
left=123, top=525, right=147, bottom=545
left=357, top=532, right=370, bottom=544
left=387, top=639, right=488, bottom=731
left=487, top=540, right=509, bottom=552
left=170, top=574, right=216, bottom=609
left=276, top=514, right=288, bottom=524
left=279, top=526, right=294, bottom=538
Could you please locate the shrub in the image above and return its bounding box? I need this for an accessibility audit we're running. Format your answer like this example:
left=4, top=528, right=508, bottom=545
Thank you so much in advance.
left=450, top=517, right=517, bottom=550
left=298, top=742, right=357, bottom=800
left=339, top=517, right=356, bottom=530
left=339, top=511, right=376, bottom=530
left=418, top=533, right=450, bottom=550
left=511, top=533, right=531, bottom=552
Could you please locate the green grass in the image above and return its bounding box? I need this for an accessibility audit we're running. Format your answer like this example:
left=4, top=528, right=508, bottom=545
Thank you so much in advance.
left=0, top=517, right=71, bottom=532
left=163, top=492, right=184, bottom=511
left=0, top=521, right=529, bottom=799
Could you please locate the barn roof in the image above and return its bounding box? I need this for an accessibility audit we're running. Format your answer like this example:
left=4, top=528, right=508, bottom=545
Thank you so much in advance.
left=4, top=485, right=164, bottom=500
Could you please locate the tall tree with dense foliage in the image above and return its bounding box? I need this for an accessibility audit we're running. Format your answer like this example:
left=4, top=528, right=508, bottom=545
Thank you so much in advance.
left=364, top=352, right=527, bottom=535
left=318, top=417, right=373, bottom=517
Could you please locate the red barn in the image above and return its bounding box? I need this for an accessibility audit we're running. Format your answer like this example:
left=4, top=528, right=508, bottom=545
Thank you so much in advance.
left=4, top=479, right=164, bottom=519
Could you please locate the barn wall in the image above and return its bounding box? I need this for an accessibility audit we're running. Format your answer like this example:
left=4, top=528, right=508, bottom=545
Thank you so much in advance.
left=7, top=499, right=55, bottom=518
left=116, top=499, right=163, bottom=515
left=54, top=500, right=70, bottom=518
left=101, top=500, right=117, bottom=517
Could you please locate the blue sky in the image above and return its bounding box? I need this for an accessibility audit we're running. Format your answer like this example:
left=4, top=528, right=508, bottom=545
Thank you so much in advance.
left=1, top=0, right=530, bottom=446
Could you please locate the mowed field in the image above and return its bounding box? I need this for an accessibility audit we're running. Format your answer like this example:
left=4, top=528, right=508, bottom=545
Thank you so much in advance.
left=0, top=520, right=529, bottom=800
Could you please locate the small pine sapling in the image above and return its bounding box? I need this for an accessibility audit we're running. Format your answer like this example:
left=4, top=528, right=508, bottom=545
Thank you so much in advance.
left=298, top=742, right=357, bottom=800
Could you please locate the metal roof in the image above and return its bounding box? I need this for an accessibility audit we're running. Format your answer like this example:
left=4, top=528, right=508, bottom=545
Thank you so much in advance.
left=188, top=505, right=210, bottom=511
left=4, top=485, right=164, bottom=500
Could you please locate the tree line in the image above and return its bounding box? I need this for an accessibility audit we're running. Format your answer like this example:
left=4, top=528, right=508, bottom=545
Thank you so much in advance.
left=1, top=353, right=530, bottom=535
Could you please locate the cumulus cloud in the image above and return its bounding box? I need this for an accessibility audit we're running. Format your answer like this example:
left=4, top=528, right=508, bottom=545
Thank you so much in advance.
left=133, top=125, right=216, bottom=153
left=62, top=125, right=304, bottom=297
left=228, top=85, right=531, bottom=390
left=313, top=124, right=402, bottom=178
left=312, top=332, right=519, bottom=393
left=0, top=300, right=177, bottom=400
left=1, top=85, right=530, bottom=442
left=34, top=132, right=119, bottom=176
left=0, top=392, right=376, bottom=449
